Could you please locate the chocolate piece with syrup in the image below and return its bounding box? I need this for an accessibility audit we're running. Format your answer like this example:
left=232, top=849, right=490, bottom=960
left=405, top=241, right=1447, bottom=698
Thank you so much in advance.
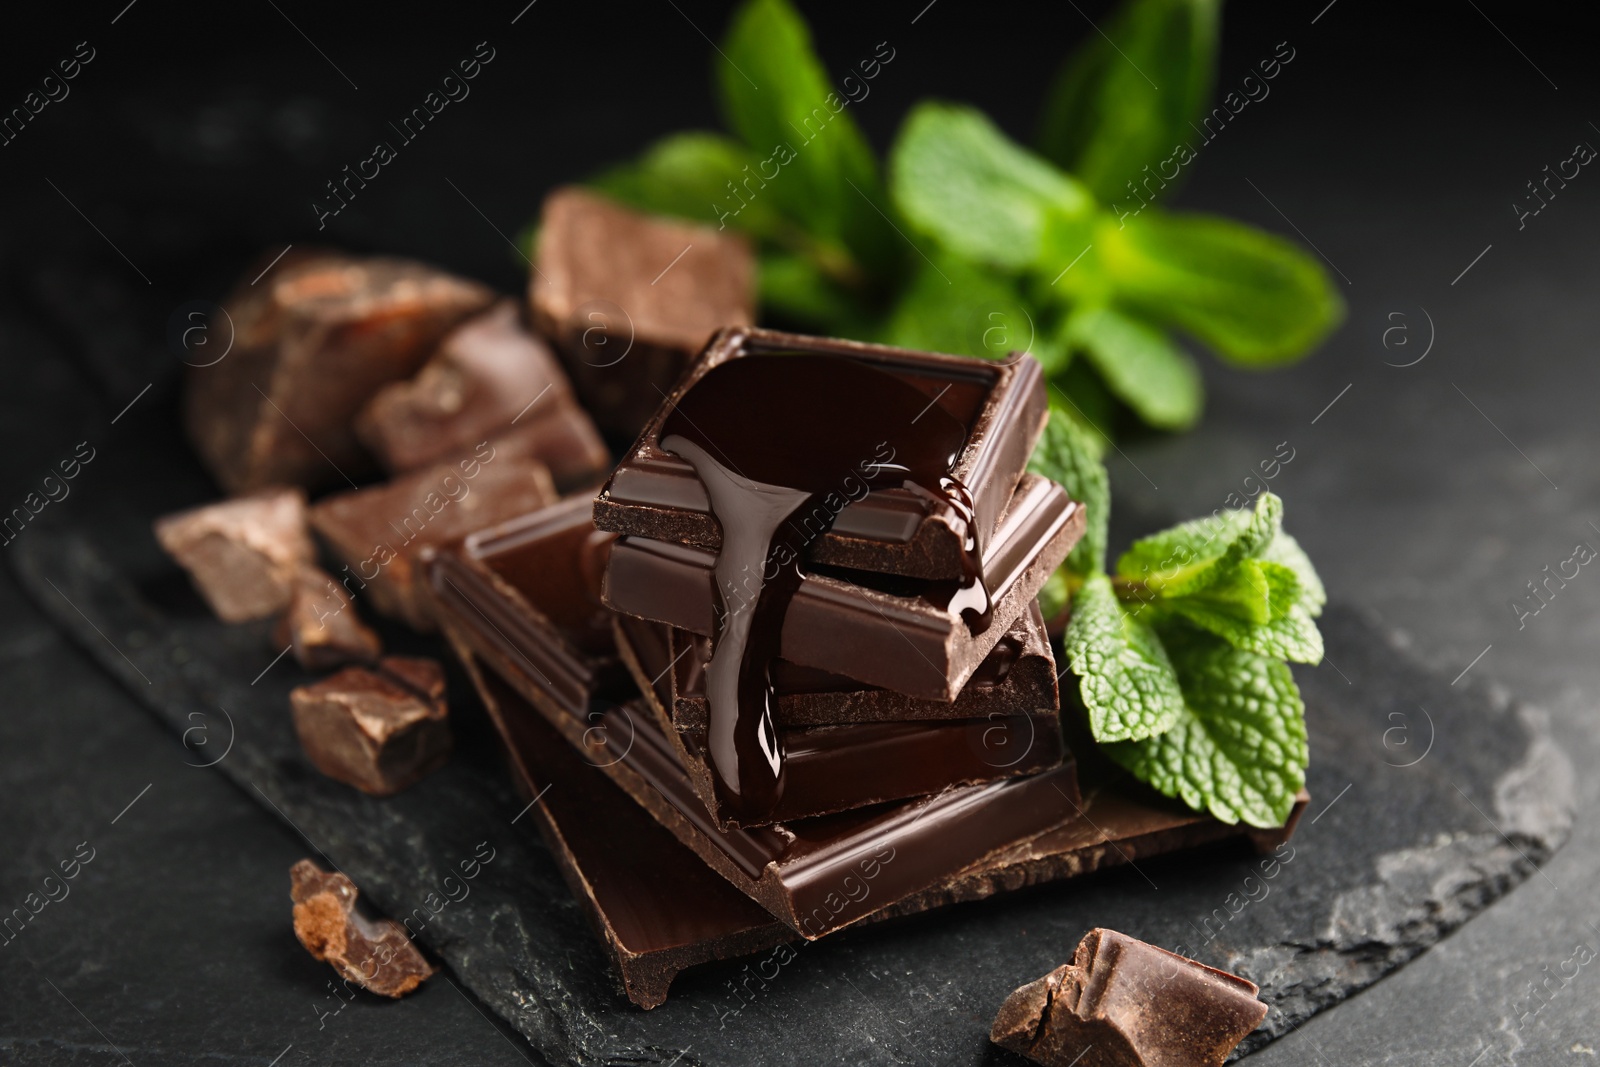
left=615, top=610, right=1065, bottom=827
left=655, top=351, right=991, bottom=824
left=593, top=327, right=1049, bottom=581
left=530, top=188, right=756, bottom=439
left=603, top=473, right=1083, bottom=701
left=655, top=602, right=1058, bottom=728
left=989, top=928, right=1268, bottom=1067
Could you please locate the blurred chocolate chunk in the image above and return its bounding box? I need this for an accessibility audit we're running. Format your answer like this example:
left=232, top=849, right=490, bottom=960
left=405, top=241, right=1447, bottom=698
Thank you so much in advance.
left=529, top=188, right=755, bottom=438
left=153, top=487, right=314, bottom=622
left=356, top=299, right=609, bottom=491
left=290, top=656, right=451, bottom=795
left=990, top=928, right=1267, bottom=1067
left=289, top=859, right=436, bottom=997
left=273, top=565, right=382, bottom=670
left=187, top=251, right=494, bottom=494
left=309, top=452, right=558, bottom=630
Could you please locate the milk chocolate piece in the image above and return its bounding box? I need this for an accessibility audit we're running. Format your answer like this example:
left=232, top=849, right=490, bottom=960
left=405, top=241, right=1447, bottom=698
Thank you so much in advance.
left=290, top=656, right=451, bottom=795
left=593, top=327, right=1049, bottom=580
left=428, top=530, right=1085, bottom=938
left=356, top=299, right=609, bottom=491
left=274, top=565, right=382, bottom=670
left=604, top=473, right=1083, bottom=700
left=990, top=928, right=1268, bottom=1067
left=153, top=487, right=315, bottom=622
left=529, top=188, right=755, bottom=438
left=187, top=252, right=494, bottom=494
left=310, top=453, right=558, bottom=630
left=454, top=647, right=792, bottom=1008
left=653, top=605, right=1057, bottom=727
left=615, top=611, right=1066, bottom=827
left=451, top=635, right=1302, bottom=1005
left=290, top=859, right=436, bottom=997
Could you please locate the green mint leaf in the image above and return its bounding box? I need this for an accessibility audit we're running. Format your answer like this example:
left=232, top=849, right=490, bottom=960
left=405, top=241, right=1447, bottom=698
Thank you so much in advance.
left=890, top=102, right=1094, bottom=272
left=589, top=131, right=784, bottom=237
left=1028, top=408, right=1109, bottom=577
left=1117, top=491, right=1283, bottom=596
left=1105, top=625, right=1308, bottom=826
left=1170, top=598, right=1325, bottom=664
left=1259, top=529, right=1326, bottom=614
left=1037, top=0, right=1220, bottom=205
left=1064, top=574, right=1185, bottom=742
left=718, top=0, right=894, bottom=275
left=758, top=251, right=872, bottom=333
left=1161, top=562, right=1323, bottom=664
left=1099, top=211, right=1344, bottom=365
left=1061, top=304, right=1202, bottom=430
left=881, top=255, right=1065, bottom=368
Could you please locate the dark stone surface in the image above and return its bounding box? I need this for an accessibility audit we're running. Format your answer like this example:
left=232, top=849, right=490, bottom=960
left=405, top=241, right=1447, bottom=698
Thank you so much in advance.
left=5, top=398, right=1574, bottom=1064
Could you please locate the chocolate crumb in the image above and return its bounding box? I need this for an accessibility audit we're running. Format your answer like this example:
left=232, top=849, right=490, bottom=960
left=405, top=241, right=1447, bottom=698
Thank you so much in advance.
left=274, top=565, right=383, bottom=670
left=290, top=859, right=435, bottom=997
left=290, top=656, right=451, bottom=795
left=153, top=487, right=314, bottom=622
left=990, top=928, right=1267, bottom=1067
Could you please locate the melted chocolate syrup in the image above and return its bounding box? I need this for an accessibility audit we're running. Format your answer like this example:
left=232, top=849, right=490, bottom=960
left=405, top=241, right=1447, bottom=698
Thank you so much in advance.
left=660, top=353, right=987, bottom=823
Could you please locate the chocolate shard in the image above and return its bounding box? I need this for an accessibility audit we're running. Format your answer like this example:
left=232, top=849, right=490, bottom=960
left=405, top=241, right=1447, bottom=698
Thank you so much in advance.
left=990, top=928, right=1268, bottom=1067
left=186, top=251, right=494, bottom=494
left=592, top=327, right=1048, bottom=581
left=289, top=859, right=436, bottom=998
left=529, top=188, right=755, bottom=438
left=309, top=452, right=558, bottom=631
left=290, top=656, right=452, bottom=796
left=355, top=299, right=610, bottom=492
left=274, top=565, right=383, bottom=670
left=153, top=487, right=315, bottom=622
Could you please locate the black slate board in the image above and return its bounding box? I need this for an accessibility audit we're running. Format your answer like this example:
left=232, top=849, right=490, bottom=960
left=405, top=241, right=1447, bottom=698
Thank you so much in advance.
left=8, top=409, right=1576, bottom=1066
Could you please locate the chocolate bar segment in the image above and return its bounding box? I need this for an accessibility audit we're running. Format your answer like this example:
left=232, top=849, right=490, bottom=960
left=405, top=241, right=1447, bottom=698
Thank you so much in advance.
left=593, top=327, right=1048, bottom=580
left=309, top=452, right=558, bottom=631
left=530, top=188, right=756, bottom=438
left=615, top=611, right=1066, bottom=827
left=356, top=299, right=609, bottom=492
left=661, top=604, right=1057, bottom=727
left=187, top=251, right=494, bottom=494
left=603, top=473, right=1083, bottom=700
left=989, top=928, right=1268, bottom=1067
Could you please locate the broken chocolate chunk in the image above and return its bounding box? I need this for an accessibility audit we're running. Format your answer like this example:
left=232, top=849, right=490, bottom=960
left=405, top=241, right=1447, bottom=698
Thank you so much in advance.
left=273, top=564, right=382, bottom=670
left=290, top=656, right=451, bottom=796
left=186, top=251, right=494, bottom=494
left=529, top=188, right=755, bottom=438
left=990, top=928, right=1267, bottom=1067
left=309, top=452, right=558, bottom=631
left=355, top=299, right=609, bottom=491
left=153, top=487, right=315, bottom=622
left=289, top=858, right=436, bottom=997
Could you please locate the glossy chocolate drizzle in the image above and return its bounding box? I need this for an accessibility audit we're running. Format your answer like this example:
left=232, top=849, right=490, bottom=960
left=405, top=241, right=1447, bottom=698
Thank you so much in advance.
left=660, top=353, right=988, bottom=824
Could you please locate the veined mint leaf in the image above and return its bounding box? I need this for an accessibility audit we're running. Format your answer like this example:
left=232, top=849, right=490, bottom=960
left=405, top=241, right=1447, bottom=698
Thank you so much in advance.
left=1062, top=305, right=1202, bottom=430
left=1064, top=574, right=1184, bottom=742
left=1106, top=626, right=1308, bottom=826
left=880, top=255, right=1063, bottom=368
left=1029, top=408, right=1109, bottom=577
left=717, top=0, right=895, bottom=274
left=1260, top=529, right=1326, bottom=614
left=1117, top=492, right=1282, bottom=595
left=890, top=102, right=1095, bottom=272
left=1170, top=598, right=1324, bottom=664
left=1097, top=211, right=1344, bottom=366
left=1037, top=0, right=1219, bottom=206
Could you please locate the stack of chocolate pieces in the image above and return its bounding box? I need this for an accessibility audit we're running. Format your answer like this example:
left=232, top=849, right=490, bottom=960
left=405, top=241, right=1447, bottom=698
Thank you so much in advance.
left=428, top=327, right=1141, bottom=1002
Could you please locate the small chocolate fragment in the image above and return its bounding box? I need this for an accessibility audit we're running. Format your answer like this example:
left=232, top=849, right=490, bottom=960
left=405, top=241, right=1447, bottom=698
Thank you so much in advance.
left=603, top=473, right=1083, bottom=700
left=273, top=565, right=382, bottom=670
left=290, top=656, right=451, bottom=795
left=356, top=299, right=610, bottom=491
left=592, top=327, right=1049, bottom=581
left=153, top=487, right=315, bottom=622
left=529, top=188, right=755, bottom=438
left=310, top=453, right=558, bottom=630
left=289, top=859, right=436, bottom=997
left=990, top=928, right=1268, bottom=1067
left=187, top=251, right=494, bottom=494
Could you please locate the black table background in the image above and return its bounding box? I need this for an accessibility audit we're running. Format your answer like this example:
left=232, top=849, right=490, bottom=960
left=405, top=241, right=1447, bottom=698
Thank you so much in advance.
left=3, top=2, right=1600, bottom=1064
